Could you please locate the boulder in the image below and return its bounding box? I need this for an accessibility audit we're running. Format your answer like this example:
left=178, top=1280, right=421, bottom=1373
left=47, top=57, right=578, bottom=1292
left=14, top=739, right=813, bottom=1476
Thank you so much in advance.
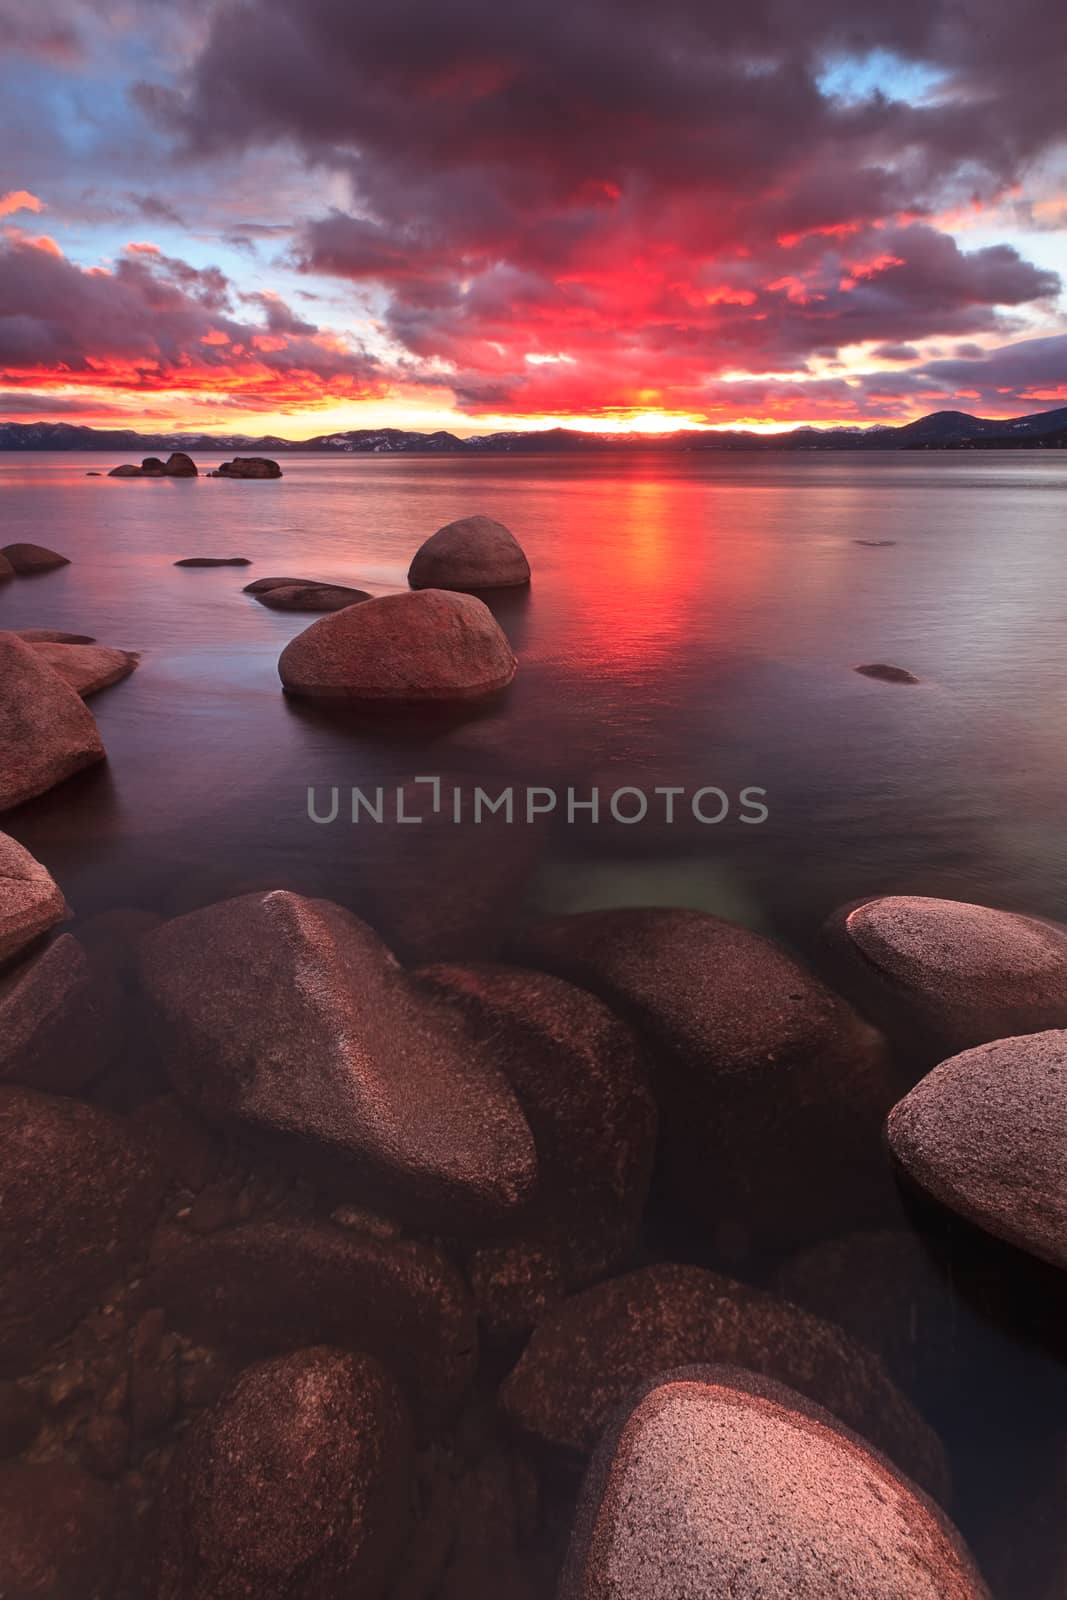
left=255, top=582, right=371, bottom=612
left=887, top=1030, right=1067, bottom=1271
left=0, top=1461, right=122, bottom=1599
left=107, top=463, right=145, bottom=477
left=15, top=629, right=96, bottom=645
left=408, top=515, right=531, bottom=591
left=139, top=891, right=536, bottom=1231
left=0, top=1086, right=166, bottom=1372
left=825, top=894, right=1067, bottom=1059
left=159, top=1348, right=412, bottom=1600
left=499, top=1262, right=948, bottom=1500
left=278, top=588, right=517, bottom=703
left=0, top=933, right=121, bottom=1093
left=0, top=830, right=66, bottom=965
left=415, top=963, right=657, bottom=1335
left=243, top=576, right=323, bottom=594
left=0, top=553, right=12, bottom=583
left=854, top=662, right=920, bottom=683
left=0, top=633, right=107, bottom=812
left=173, top=557, right=252, bottom=567
left=559, top=1369, right=989, bottom=1600
left=163, top=451, right=198, bottom=477
left=149, top=1218, right=476, bottom=1425
left=141, top=456, right=166, bottom=474
left=0, top=542, right=70, bottom=573
left=28, top=642, right=138, bottom=698
left=516, top=908, right=895, bottom=1250
left=212, top=456, right=283, bottom=478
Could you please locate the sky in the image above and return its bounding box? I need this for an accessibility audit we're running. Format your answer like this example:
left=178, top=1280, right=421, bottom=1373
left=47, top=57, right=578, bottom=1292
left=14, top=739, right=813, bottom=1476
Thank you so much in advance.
left=1, top=0, right=1065, bottom=436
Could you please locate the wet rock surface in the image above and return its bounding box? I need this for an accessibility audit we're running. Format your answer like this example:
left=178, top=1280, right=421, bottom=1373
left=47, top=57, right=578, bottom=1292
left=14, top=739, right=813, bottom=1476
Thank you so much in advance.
left=0, top=933, right=121, bottom=1093
left=887, top=1029, right=1067, bottom=1271
left=0, top=830, right=66, bottom=965
left=255, top=581, right=371, bottom=611
left=0, top=1460, right=123, bottom=1598
left=559, top=1369, right=990, bottom=1600
left=28, top=641, right=139, bottom=698
left=0, top=633, right=107, bottom=812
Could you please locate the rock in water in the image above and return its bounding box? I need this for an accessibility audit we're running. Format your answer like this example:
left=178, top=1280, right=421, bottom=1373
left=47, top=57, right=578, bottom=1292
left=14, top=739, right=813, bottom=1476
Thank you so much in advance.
left=0, top=830, right=66, bottom=965
left=163, top=451, right=197, bottom=477
left=0, top=553, right=12, bottom=583
left=0, top=542, right=70, bottom=573
left=255, top=582, right=371, bottom=612
left=28, top=642, right=138, bottom=698
left=15, top=629, right=96, bottom=645
left=243, top=575, right=324, bottom=594
left=174, top=557, right=252, bottom=567
left=559, top=1370, right=989, bottom=1600
left=0, top=1086, right=165, bottom=1370
left=108, top=463, right=145, bottom=477
left=0, top=1461, right=122, bottom=1599
left=139, top=890, right=536, bottom=1231
left=517, top=908, right=894, bottom=1250
left=499, top=1262, right=948, bottom=1500
left=408, top=515, right=531, bottom=591
left=826, top=894, right=1067, bottom=1058
left=278, top=588, right=517, bottom=704
left=149, top=1218, right=476, bottom=1425
left=854, top=662, right=920, bottom=684
left=0, top=633, right=106, bottom=812
left=159, top=1348, right=413, bottom=1600
left=887, top=1029, right=1067, bottom=1271
left=212, top=456, right=283, bottom=478
left=0, top=933, right=121, bottom=1093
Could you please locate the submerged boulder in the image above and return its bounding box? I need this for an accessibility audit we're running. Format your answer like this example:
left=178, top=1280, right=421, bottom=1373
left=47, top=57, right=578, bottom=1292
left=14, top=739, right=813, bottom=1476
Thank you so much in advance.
left=517, top=907, right=895, bottom=1249
left=0, top=933, right=121, bottom=1093
left=499, top=1262, right=949, bottom=1500
left=887, top=1029, right=1067, bottom=1272
left=159, top=1348, right=413, bottom=1600
left=0, top=1086, right=165, bottom=1371
left=0, top=553, right=12, bottom=583
left=243, top=575, right=323, bottom=594
left=0, top=633, right=106, bottom=813
left=29, top=641, right=138, bottom=698
left=560, top=1370, right=989, bottom=1600
left=825, top=894, right=1067, bottom=1059
left=0, top=542, right=70, bottom=573
left=0, top=1461, right=122, bottom=1599
left=408, top=515, right=531, bottom=591
left=255, top=582, right=371, bottom=613
left=108, top=463, right=144, bottom=477
left=0, top=830, right=65, bottom=965
left=278, top=588, right=517, bottom=704
left=139, top=890, right=536, bottom=1231
left=212, top=456, right=283, bottom=478
left=854, top=662, right=920, bottom=684
left=15, top=629, right=96, bottom=645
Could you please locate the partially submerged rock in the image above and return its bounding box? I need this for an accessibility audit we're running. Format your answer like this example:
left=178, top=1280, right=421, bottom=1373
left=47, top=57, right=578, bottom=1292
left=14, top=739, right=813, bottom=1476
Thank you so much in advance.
left=0, top=933, right=121, bottom=1093
left=0, top=553, right=12, bottom=583
left=14, top=629, right=96, bottom=645
left=854, top=662, right=920, bottom=683
left=560, top=1369, right=989, bottom=1600
left=499, top=1261, right=948, bottom=1499
left=243, top=575, right=322, bottom=594
left=139, top=891, right=536, bottom=1231
left=517, top=908, right=895, bottom=1249
left=825, top=894, right=1067, bottom=1058
left=0, top=633, right=106, bottom=812
left=887, top=1029, right=1067, bottom=1271
left=0, top=1461, right=122, bottom=1599
left=28, top=641, right=138, bottom=698
left=0, top=1086, right=165, bottom=1371
left=211, top=456, right=283, bottom=478
left=159, top=1348, right=413, bottom=1600
left=408, top=515, right=531, bottom=591
left=0, top=542, right=70, bottom=573
left=174, top=557, right=252, bottom=567
left=0, top=830, right=65, bottom=965
left=109, top=452, right=198, bottom=478
left=255, top=582, right=371, bottom=612
left=278, top=588, right=517, bottom=704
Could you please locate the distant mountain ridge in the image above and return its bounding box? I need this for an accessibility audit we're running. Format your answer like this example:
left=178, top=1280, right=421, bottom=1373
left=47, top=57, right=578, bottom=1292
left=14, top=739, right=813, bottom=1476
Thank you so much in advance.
left=1, top=405, right=1066, bottom=454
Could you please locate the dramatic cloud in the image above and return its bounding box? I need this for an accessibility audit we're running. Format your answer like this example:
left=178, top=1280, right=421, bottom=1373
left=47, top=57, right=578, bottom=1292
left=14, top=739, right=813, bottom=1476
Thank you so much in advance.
left=0, top=234, right=382, bottom=411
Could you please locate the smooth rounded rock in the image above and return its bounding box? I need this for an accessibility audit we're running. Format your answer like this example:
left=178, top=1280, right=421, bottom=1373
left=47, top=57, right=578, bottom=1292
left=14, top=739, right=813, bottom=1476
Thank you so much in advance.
left=174, top=557, right=252, bottom=567
left=0, top=831, right=66, bottom=966
left=149, top=1218, right=477, bottom=1425
left=0, top=1087, right=165, bottom=1372
left=28, top=642, right=138, bottom=698
left=0, top=553, right=12, bottom=583
left=0, top=933, right=121, bottom=1093
left=159, top=1347, right=413, bottom=1600
left=854, top=662, right=920, bottom=684
left=278, top=589, right=517, bottom=703
left=14, top=630, right=96, bottom=645
left=828, top=895, right=1067, bottom=1058
left=139, top=891, right=536, bottom=1231
left=162, top=451, right=197, bottom=477
left=517, top=908, right=895, bottom=1249
left=415, top=963, right=657, bottom=1334
left=0, top=543, right=70, bottom=573
left=560, top=1369, right=989, bottom=1600
left=108, top=463, right=144, bottom=477
left=0, top=633, right=107, bottom=813
left=408, top=515, right=531, bottom=591
left=255, top=582, right=371, bottom=612
left=0, top=1461, right=121, bottom=1598
left=887, top=1030, right=1067, bottom=1271
left=499, top=1262, right=948, bottom=1499
left=212, top=456, right=282, bottom=478
left=243, top=575, right=323, bottom=594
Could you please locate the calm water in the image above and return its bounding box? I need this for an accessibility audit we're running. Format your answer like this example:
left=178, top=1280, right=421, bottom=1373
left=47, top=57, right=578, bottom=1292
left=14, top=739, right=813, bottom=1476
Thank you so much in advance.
left=3, top=449, right=1067, bottom=1586
left=2, top=450, right=1067, bottom=955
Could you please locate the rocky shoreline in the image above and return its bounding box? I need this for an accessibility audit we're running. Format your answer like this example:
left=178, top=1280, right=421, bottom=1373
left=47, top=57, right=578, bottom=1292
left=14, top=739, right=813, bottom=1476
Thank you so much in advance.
left=0, top=516, right=1065, bottom=1597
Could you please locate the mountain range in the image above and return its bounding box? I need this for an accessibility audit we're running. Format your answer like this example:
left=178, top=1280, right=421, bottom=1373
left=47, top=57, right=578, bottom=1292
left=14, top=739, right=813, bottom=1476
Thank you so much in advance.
left=1, top=405, right=1065, bottom=454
